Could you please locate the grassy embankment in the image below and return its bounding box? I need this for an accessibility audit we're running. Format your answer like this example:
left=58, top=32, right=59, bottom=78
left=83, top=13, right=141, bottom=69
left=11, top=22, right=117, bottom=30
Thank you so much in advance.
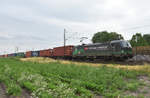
left=0, top=57, right=149, bottom=98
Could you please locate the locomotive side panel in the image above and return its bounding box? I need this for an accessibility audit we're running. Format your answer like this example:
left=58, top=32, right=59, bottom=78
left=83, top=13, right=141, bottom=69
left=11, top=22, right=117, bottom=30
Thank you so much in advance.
left=72, top=43, right=112, bottom=57
left=85, top=43, right=112, bottom=56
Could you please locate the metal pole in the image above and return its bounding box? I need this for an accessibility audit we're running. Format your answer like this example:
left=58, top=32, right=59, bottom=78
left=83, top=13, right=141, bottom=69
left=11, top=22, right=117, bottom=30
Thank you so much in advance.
left=135, top=36, right=138, bottom=62
left=15, top=46, right=19, bottom=53
left=64, top=29, right=66, bottom=56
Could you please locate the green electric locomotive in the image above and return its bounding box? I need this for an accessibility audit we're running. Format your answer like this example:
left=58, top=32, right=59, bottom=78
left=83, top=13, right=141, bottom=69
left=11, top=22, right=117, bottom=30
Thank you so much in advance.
left=72, top=40, right=133, bottom=60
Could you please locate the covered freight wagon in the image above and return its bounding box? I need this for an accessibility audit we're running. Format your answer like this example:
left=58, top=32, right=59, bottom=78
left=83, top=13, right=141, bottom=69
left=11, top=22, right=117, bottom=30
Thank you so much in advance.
left=53, top=45, right=74, bottom=58
left=39, top=49, right=53, bottom=57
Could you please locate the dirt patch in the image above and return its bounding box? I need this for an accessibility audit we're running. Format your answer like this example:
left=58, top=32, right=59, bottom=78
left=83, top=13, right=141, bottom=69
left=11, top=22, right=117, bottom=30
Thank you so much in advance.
left=137, top=76, right=150, bottom=97
left=95, top=95, right=103, bottom=98
left=124, top=76, right=150, bottom=97
left=17, top=89, right=31, bottom=98
left=0, top=83, right=7, bottom=98
left=0, top=83, right=31, bottom=98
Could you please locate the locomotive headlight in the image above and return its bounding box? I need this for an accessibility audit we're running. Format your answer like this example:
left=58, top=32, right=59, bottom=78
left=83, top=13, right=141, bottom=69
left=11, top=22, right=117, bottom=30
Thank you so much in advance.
left=121, top=50, right=124, bottom=53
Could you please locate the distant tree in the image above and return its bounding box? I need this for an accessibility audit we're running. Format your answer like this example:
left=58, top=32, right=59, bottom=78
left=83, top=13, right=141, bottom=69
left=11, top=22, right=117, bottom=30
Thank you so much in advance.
left=130, top=33, right=148, bottom=47
left=109, top=32, right=124, bottom=41
left=92, top=31, right=124, bottom=43
left=92, top=31, right=108, bottom=43
left=143, top=34, right=150, bottom=45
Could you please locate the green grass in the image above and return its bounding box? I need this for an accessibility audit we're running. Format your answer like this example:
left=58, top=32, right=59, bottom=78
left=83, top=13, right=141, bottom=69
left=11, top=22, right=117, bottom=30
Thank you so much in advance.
left=0, top=58, right=148, bottom=98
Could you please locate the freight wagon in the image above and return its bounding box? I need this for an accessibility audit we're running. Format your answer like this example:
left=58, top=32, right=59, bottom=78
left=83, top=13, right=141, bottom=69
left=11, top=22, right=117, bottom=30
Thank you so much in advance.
left=53, top=45, right=74, bottom=59
left=39, top=49, right=53, bottom=57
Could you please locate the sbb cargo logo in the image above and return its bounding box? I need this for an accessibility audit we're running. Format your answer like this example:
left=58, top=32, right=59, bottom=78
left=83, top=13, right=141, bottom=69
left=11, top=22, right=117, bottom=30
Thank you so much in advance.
left=88, top=46, right=108, bottom=50
left=78, top=51, right=81, bottom=54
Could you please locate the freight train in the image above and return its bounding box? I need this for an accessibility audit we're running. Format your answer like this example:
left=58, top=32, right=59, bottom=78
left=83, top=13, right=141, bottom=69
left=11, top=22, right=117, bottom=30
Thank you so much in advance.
left=0, top=40, right=133, bottom=60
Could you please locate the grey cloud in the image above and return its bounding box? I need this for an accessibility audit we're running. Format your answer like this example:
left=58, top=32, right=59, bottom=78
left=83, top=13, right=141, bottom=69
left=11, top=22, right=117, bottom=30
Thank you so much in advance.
left=0, top=0, right=150, bottom=53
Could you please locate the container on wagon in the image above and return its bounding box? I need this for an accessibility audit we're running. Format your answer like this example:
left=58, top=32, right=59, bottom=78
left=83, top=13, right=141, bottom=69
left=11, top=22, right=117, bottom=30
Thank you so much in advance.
left=31, top=51, right=40, bottom=57
left=4, top=54, right=8, bottom=58
left=16, top=52, right=25, bottom=57
left=53, top=45, right=74, bottom=57
left=26, top=51, right=40, bottom=57
left=7, top=54, right=11, bottom=57
left=2, top=55, right=5, bottom=58
left=8, top=53, right=17, bottom=57
left=26, top=51, right=32, bottom=57
left=39, top=49, right=53, bottom=57
left=0, top=55, right=3, bottom=58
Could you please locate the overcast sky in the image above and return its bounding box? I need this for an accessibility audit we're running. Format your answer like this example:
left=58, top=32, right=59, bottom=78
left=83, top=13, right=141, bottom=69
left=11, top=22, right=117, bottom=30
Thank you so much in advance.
left=0, top=0, right=150, bottom=54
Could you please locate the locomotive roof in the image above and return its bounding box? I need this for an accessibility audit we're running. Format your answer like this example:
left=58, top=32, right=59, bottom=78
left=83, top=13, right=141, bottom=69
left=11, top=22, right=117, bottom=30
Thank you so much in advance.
left=75, top=42, right=109, bottom=47
left=110, top=40, right=125, bottom=43
left=75, top=40, right=127, bottom=47
left=85, top=42, right=109, bottom=46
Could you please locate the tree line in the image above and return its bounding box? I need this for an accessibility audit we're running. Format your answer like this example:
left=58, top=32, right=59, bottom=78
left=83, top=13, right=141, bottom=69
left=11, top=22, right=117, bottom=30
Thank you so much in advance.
left=92, top=31, right=150, bottom=47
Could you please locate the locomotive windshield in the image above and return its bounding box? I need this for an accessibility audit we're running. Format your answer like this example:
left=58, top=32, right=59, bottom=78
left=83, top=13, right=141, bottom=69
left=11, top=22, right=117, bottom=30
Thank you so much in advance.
left=110, top=40, right=132, bottom=49
left=121, top=41, right=132, bottom=48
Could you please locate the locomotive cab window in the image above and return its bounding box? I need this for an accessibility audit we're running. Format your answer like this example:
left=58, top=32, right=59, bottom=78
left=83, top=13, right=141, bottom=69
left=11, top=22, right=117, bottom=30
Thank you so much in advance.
left=111, top=43, right=121, bottom=48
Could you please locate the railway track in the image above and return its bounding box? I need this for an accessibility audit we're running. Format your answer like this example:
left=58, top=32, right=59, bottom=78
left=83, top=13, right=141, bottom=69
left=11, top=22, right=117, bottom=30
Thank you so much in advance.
left=75, top=59, right=148, bottom=65
left=55, top=57, right=150, bottom=66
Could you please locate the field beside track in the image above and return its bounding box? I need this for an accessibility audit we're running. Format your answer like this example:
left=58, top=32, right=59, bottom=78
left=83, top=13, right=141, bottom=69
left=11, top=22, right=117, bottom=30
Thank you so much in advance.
left=0, top=58, right=150, bottom=98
